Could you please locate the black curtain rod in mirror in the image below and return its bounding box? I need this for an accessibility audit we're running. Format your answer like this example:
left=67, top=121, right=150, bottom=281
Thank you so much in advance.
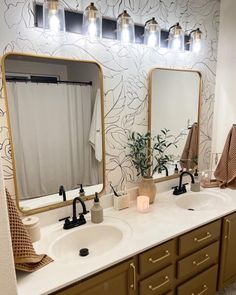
left=6, top=77, right=92, bottom=86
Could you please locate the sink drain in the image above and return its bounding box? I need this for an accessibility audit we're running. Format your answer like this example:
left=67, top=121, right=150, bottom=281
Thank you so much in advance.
left=188, top=208, right=195, bottom=211
left=79, top=248, right=89, bottom=257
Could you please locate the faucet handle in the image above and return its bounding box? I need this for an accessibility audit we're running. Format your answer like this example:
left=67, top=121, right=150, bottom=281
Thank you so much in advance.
left=182, top=183, right=189, bottom=186
left=59, top=216, right=70, bottom=222
left=172, top=186, right=179, bottom=195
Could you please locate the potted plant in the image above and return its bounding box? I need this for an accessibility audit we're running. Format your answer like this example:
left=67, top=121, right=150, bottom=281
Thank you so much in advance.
left=127, top=129, right=178, bottom=203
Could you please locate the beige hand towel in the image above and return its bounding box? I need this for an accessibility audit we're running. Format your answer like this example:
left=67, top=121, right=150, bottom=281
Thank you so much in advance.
left=6, top=189, right=53, bottom=272
left=180, top=123, right=199, bottom=170
left=214, top=125, right=236, bottom=189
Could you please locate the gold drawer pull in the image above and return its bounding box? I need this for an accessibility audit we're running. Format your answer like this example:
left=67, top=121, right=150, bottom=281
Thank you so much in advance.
left=193, top=254, right=210, bottom=266
left=194, top=232, right=211, bottom=243
left=225, top=219, right=231, bottom=239
left=129, top=262, right=136, bottom=291
left=191, top=284, right=208, bottom=295
left=148, top=276, right=170, bottom=291
left=149, top=250, right=170, bottom=264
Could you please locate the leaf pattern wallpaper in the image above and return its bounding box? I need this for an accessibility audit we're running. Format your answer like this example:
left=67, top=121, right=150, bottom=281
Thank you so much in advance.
left=0, top=0, right=220, bottom=196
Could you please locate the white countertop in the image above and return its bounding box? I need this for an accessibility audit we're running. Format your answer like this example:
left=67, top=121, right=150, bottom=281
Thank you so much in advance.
left=17, top=187, right=236, bottom=295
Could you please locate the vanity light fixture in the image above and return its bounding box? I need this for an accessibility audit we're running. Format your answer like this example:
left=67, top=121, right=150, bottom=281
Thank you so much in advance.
left=117, top=10, right=135, bottom=43
left=189, top=28, right=203, bottom=53
left=43, top=0, right=65, bottom=32
left=144, top=17, right=160, bottom=48
left=168, top=22, right=184, bottom=51
left=82, top=2, right=101, bottom=38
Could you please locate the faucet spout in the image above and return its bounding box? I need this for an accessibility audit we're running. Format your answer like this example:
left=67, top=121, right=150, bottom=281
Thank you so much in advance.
left=173, top=171, right=195, bottom=195
left=59, top=185, right=66, bottom=201
left=72, top=197, right=88, bottom=223
left=179, top=171, right=195, bottom=188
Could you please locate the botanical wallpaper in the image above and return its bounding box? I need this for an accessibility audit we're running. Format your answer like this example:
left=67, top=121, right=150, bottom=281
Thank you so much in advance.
left=0, top=0, right=220, bottom=196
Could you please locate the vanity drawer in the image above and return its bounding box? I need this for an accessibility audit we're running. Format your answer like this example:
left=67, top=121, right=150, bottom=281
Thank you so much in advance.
left=139, top=265, right=174, bottom=295
left=139, top=239, right=175, bottom=276
left=177, top=264, right=218, bottom=295
left=177, top=241, right=219, bottom=279
left=178, top=220, right=221, bottom=256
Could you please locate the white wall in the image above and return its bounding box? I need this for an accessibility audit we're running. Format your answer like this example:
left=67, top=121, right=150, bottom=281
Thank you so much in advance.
left=0, top=157, right=17, bottom=295
left=212, top=0, right=236, bottom=154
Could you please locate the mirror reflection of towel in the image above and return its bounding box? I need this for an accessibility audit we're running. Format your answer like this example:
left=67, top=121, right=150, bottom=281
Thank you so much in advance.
left=214, top=125, right=236, bottom=188
left=180, top=123, right=198, bottom=170
left=89, top=89, right=102, bottom=162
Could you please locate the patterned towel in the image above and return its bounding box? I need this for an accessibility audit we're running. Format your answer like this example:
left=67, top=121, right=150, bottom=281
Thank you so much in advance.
left=6, top=189, right=53, bottom=272
left=214, top=125, right=236, bottom=189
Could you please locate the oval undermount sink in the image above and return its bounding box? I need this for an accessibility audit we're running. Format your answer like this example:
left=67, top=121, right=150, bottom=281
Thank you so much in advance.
left=175, top=191, right=231, bottom=211
left=50, top=225, right=122, bottom=261
left=45, top=218, right=132, bottom=262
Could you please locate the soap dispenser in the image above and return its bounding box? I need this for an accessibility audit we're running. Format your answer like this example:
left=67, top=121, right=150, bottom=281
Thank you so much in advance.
left=91, top=192, right=103, bottom=224
left=79, top=184, right=85, bottom=198
left=191, top=169, right=200, bottom=192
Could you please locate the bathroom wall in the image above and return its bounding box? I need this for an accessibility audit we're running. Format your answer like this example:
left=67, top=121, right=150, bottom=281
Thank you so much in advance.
left=0, top=0, right=220, bottom=198
left=212, top=0, right=236, bottom=155
left=0, top=156, right=17, bottom=295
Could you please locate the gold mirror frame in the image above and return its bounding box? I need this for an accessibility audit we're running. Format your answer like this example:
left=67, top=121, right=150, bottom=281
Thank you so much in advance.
left=1, top=52, right=106, bottom=215
left=148, top=67, right=202, bottom=183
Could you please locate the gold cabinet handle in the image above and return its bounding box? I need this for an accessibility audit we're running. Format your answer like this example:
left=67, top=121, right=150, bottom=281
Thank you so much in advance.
left=225, top=219, right=231, bottom=239
left=148, top=250, right=170, bottom=264
left=194, top=232, right=211, bottom=243
left=148, top=276, right=170, bottom=291
left=129, top=262, right=136, bottom=291
left=191, top=284, right=208, bottom=295
left=193, top=254, right=210, bottom=266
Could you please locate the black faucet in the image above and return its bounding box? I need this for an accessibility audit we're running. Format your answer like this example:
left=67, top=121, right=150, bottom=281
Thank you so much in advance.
left=59, top=185, right=66, bottom=201
left=61, top=197, right=89, bottom=230
left=172, top=171, right=195, bottom=195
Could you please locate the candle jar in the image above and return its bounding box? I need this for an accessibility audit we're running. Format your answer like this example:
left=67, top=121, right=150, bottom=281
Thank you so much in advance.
left=137, top=195, right=150, bottom=213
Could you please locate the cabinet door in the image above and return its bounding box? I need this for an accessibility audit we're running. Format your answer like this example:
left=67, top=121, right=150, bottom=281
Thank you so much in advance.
left=219, top=212, right=236, bottom=289
left=52, top=258, right=137, bottom=295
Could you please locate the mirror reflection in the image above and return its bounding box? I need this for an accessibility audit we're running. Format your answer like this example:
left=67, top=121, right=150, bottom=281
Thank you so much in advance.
left=149, top=68, right=201, bottom=180
left=3, top=54, right=104, bottom=212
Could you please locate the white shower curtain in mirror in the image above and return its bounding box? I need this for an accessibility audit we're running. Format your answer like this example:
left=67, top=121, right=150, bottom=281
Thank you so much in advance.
left=7, top=82, right=100, bottom=199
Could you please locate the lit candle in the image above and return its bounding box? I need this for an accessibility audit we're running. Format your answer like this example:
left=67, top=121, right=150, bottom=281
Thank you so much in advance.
left=137, top=196, right=150, bottom=213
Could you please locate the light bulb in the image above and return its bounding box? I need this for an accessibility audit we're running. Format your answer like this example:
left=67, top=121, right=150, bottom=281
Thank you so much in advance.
left=172, top=36, right=181, bottom=50
left=82, top=3, right=101, bottom=38
left=49, top=13, right=60, bottom=31
left=88, top=20, right=97, bottom=38
left=168, top=23, right=184, bottom=51
left=117, top=10, right=134, bottom=43
left=144, top=17, right=160, bottom=48
left=121, top=27, right=130, bottom=43
left=189, top=28, right=203, bottom=53
left=147, top=33, right=157, bottom=47
left=192, top=41, right=201, bottom=53
left=43, top=0, right=65, bottom=32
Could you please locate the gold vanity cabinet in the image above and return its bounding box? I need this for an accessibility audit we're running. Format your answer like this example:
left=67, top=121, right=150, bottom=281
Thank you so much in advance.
left=178, top=220, right=221, bottom=256
left=177, top=264, right=218, bottom=295
left=51, top=258, right=137, bottom=295
left=138, top=239, right=176, bottom=277
left=139, top=264, right=174, bottom=295
left=219, top=212, right=236, bottom=289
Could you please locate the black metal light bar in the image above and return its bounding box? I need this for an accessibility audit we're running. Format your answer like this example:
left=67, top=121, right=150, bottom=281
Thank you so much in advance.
left=34, top=4, right=190, bottom=50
